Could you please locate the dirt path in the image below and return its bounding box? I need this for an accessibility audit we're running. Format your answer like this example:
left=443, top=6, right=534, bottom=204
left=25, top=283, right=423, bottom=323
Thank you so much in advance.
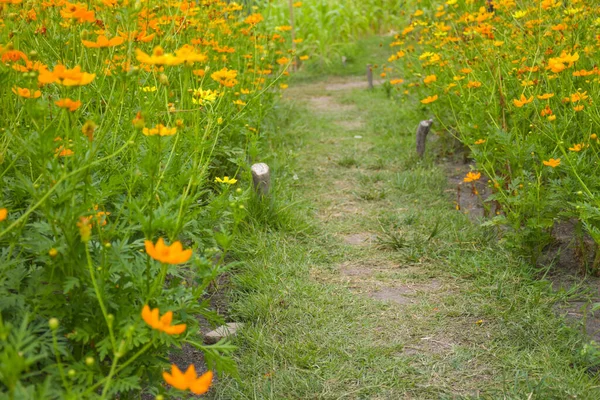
left=215, top=76, right=600, bottom=399
left=281, top=78, right=498, bottom=394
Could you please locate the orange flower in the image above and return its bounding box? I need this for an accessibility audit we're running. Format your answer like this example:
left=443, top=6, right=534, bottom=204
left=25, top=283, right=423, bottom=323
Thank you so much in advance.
left=82, top=35, right=124, bottom=48
left=466, top=81, right=482, bottom=88
left=55, top=98, right=82, bottom=111
left=145, top=238, right=192, bottom=264
left=474, top=139, right=486, bottom=145
left=163, top=364, right=213, bottom=394
left=38, top=65, right=95, bottom=86
left=211, top=67, right=238, bottom=87
left=0, top=208, right=7, bottom=222
left=513, top=94, right=533, bottom=107
left=420, top=94, right=438, bottom=104
left=141, top=305, right=187, bottom=335
left=570, top=91, right=588, bottom=102
left=12, top=86, right=41, bottom=98
left=423, top=74, right=437, bottom=84
left=543, top=158, right=560, bottom=168
left=463, top=171, right=481, bottom=182
left=537, top=93, right=554, bottom=100
left=569, top=143, right=584, bottom=152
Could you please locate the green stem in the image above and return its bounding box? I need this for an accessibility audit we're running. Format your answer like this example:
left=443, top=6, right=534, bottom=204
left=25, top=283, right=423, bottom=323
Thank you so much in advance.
left=85, top=244, right=117, bottom=351
left=0, top=132, right=137, bottom=239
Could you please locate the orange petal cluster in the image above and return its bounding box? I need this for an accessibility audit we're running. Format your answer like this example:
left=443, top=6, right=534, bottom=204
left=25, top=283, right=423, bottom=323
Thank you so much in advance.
left=82, top=35, right=124, bottom=48
left=142, top=124, right=177, bottom=137
left=141, top=305, right=187, bottom=335
left=144, top=238, right=192, bottom=264
left=12, top=86, right=41, bottom=98
left=463, top=171, right=481, bottom=183
left=55, top=98, right=82, bottom=112
left=163, top=364, right=213, bottom=394
left=38, top=65, right=95, bottom=86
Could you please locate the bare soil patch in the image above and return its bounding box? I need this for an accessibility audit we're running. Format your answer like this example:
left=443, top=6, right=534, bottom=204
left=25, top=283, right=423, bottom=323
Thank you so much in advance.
left=342, top=232, right=376, bottom=246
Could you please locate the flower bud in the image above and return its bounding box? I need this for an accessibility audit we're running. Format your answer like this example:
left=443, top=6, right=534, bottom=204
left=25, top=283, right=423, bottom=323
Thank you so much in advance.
left=85, top=357, right=95, bottom=366
left=49, top=318, right=59, bottom=330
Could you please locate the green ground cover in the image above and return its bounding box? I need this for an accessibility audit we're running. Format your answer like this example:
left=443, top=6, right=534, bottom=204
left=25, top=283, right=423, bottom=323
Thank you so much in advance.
left=212, top=51, right=600, bottom=398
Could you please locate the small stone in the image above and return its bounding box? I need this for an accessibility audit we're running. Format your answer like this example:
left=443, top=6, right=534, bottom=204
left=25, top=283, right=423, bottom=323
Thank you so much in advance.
left=204, top=322, right=244, bottom=344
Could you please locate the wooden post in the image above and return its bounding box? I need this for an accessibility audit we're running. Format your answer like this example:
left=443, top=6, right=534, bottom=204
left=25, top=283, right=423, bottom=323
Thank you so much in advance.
left=251, top=163, right=270, bottom=196
left=416, top=119, right=433, bottom=158
left=288, top=0, right=297, bottom=72
left=367, top=64, right=373, bottom=89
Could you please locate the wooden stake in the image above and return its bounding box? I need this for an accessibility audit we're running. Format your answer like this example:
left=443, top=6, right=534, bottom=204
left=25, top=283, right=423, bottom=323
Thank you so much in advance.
left=288, top=0, right=297, bottom=72
left=251, top=163, right=270, bottom=196
left=367, top=64, right=374, bottom=90
left=416, top=119, right=434, bottom=158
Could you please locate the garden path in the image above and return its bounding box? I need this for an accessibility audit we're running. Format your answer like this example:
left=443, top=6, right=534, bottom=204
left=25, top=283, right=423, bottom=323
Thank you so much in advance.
left=215, top=76, right=600, bottom=398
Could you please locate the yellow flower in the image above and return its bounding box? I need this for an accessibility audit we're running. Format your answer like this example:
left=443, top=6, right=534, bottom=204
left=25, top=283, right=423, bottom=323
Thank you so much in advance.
left=142, top=124, right=177, bottom=136
left=474, top=139, right=486, bottom=145
left=191, top=88, right=218, bottom=105
left=215, top=176, right=238, bottom=185
left=0, top=208, right=7, bottom=222
left=543, top=158, right=560, bottom=168
left=142, top=86, right=157, bottom=92
left=420, top=94, right=438, bottom=104
left=466, top=81, right=482, bottom=88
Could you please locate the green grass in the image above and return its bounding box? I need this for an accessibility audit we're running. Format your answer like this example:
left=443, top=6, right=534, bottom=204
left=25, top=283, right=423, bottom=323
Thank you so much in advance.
left=209, top=57, right=600, bottom=398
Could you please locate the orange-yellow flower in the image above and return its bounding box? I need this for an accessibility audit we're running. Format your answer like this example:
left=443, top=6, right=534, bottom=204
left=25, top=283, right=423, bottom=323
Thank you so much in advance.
left=423, top=74, right=437, bottom=84
left=466, top=81, right=482, bottom=88
left=55, top=98, right=82, bottom=112
left=570, top=91, right=588, bottom=102
left=82, top=35, right=124, bottom=48
left=463, top=171, right=481, bottom=182
left=38, top=65, right=95, bottom=86
left=211, top=67, right=238, bottom=87
left=569, top=143, right=584, bottom=152
left=537, top=93, right=554, bottom=100
left=142, top=124, right=177, bottom=137
left=420, top=94, right=438, bottom=104
left=163, top=364, right=213, bottom=394
left=543, top=158, right=560, bottom=168
left=0, top=208, right=7, bottom=222
left=141, top=305, right=187, bottom=335
left=474, top=139, right=486, bottom=145
left=513, top=94, right=533, bottom=107
left=12, top=86, right=41, bottom=98
left=145, top=238, right=192, bottom=264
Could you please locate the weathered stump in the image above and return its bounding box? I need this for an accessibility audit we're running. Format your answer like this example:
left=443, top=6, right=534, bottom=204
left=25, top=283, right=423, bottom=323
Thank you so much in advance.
left=251, top=163, right=270, bottom=196
left=367, top=64, right=374, bottom=90
left=416, top=119, right=434, bottom=158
